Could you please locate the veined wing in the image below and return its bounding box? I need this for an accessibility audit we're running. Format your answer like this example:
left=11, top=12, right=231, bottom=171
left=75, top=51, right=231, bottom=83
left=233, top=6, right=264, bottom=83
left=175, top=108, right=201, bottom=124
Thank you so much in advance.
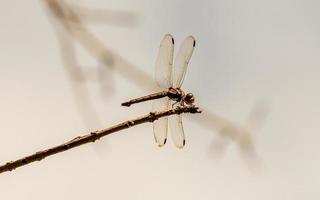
left=152, top=97, right=170, bottom=147
left=169, top=107, right=185, bottom=148
left=173, top=36, right=196, bottom=88
left=155, top=34, right=174, bottom=88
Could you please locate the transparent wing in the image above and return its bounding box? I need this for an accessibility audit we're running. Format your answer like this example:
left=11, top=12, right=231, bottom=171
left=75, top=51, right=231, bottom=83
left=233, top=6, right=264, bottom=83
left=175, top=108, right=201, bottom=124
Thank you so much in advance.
left=155, top=34, right=174, bottom=88
left=169, top=110, right=185, bottom=148
left=152, top=97, right=170, bottom=147
left=173, top=36, right=196, bottom=88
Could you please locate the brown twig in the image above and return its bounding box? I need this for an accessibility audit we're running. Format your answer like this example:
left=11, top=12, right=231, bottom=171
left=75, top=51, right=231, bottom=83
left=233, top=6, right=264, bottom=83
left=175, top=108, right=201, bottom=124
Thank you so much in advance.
left=0, top=106, right=201, bottom=174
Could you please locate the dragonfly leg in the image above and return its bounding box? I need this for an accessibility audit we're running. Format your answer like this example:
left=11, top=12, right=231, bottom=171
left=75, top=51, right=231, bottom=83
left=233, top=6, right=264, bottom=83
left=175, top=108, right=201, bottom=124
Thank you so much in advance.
left=171, top=101, right=180, bottom=108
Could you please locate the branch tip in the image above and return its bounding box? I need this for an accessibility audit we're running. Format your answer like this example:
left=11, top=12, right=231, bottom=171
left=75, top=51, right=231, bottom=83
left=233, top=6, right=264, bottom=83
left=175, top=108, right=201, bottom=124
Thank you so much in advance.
left=121, top=102, right=131, bottom=107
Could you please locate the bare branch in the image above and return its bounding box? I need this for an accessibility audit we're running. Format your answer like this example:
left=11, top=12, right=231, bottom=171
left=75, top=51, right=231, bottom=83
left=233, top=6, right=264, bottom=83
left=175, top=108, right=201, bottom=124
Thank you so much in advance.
left=0, top=106, right=201, bottom=174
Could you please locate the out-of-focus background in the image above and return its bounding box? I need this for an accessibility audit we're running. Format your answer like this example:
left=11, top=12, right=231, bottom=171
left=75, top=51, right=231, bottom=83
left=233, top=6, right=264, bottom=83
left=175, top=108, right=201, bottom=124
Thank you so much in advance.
left=0, top=0, right=319, bottom=199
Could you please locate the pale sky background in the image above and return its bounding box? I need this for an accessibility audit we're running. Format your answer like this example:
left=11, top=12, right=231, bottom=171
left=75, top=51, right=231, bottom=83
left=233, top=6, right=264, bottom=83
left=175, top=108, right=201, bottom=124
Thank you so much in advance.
left=0, top=0, right=319, bottom=199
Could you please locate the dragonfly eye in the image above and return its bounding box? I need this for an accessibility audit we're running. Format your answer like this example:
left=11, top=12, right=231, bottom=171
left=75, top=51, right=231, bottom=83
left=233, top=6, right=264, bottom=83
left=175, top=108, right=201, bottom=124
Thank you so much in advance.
left=184, top=93, right=195, bottom=104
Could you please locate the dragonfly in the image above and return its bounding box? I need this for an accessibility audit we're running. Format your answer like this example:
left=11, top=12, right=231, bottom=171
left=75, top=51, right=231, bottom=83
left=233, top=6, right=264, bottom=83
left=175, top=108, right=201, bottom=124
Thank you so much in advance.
left=122, top=34, right=196, bottom=148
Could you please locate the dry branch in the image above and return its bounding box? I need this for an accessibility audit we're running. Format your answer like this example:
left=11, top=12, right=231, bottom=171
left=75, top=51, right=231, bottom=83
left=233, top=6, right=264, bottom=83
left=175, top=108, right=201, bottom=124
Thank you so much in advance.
left=0, top=106, right=200, bottom=174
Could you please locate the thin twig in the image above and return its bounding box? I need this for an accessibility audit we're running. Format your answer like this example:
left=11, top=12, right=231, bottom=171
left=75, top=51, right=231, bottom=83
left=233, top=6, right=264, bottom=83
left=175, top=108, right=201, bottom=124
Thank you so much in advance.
left=0, top=106, right=201, bottom=174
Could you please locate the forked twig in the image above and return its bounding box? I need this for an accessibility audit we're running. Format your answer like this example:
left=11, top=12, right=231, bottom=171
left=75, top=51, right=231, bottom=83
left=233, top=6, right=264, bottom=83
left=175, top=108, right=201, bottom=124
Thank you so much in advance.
left=0, top=106, right=201, bottom=174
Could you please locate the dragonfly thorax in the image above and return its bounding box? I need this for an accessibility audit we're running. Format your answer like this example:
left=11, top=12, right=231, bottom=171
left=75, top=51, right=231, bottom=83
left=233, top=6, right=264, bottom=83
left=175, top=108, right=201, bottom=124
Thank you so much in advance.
left=167, top=88, right=184, bottom=101
left=167, top=88, right=195, bottom=106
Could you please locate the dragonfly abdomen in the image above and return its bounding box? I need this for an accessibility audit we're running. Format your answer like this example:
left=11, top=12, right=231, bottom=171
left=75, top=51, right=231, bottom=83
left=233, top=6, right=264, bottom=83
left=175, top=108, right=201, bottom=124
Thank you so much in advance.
left=121, top=90, right=169, bottom=107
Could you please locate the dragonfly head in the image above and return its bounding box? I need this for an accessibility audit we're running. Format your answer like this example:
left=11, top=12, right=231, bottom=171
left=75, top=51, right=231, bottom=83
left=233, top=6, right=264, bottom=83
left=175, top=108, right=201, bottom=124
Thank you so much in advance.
left=184, top=93, right=195, bottom=105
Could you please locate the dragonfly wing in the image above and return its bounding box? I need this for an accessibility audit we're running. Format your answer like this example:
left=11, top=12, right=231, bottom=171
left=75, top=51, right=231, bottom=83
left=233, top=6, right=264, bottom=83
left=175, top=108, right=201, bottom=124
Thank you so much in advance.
left=155, top=34, right=174, bottom=88
left=152, top=97, right=170, bottom=147
left=173, top=36, right=196, bottom=88
left=169, top=112, right=185, bottom=148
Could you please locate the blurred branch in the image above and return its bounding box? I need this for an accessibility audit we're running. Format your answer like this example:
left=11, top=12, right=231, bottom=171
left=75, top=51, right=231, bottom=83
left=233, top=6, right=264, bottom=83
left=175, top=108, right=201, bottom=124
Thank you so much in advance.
left=57, top=30, right=103, bottom=128
left=0, top=106, right=201, bottom=174
left=72, top=5, right=141, bottom=26
left=45, top=0, right=124, bottom=128
left=207, top=102, right=269, bottom=167
left=44, top=0, right=154, bottom=90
